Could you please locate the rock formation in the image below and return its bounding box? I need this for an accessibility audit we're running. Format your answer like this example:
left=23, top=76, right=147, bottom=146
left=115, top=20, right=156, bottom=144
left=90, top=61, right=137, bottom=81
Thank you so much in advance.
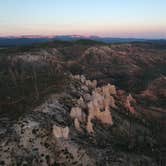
left=71, top=74, right=97, bottom=89
left=125, top=94, right=136, bottom=114
left=0, top=41, right=164, bottom=165
left=70, top=75, right=116, bottom=134
left=53, top=125, right=69, bottom=139
left=70, top=107, right=86, bottom=122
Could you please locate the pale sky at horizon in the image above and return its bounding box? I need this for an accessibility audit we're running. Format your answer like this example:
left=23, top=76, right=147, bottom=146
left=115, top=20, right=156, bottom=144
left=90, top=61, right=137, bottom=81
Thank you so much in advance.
left=0, top=0, right=166, bottom=38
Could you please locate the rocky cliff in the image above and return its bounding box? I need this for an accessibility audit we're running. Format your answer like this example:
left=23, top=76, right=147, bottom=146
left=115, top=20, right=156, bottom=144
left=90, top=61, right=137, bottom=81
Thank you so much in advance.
left=0, top=74, right=160, bottom=166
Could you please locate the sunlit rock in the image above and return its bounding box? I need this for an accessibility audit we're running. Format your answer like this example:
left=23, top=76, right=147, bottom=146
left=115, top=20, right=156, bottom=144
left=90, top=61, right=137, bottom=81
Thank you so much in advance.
left=85, top=79, right=97, bottom=89
left=70, top=75, right=116, bottom=134
left=86, top=93, right=113, bottom=134
left=53, top=125, right=69, bottom=139
left=125, top=94, right=136, bottom=114
left=70, top=107, right=86, bottom=122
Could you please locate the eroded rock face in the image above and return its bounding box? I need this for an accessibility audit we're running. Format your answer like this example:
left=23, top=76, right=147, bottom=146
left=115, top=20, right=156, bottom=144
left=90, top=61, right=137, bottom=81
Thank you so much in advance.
left=86, top=85, right=115, bottom=133
left=70, top=107, right=86, bottom=122
left=71, top=74, right=97, bottom=89
left=70, top=75, right=116, bottom=134
left=125, top=94, right=136, bottom=114
left=53, top=125, right=69, bottom=139
left=0, top=74, right=159, bottom=165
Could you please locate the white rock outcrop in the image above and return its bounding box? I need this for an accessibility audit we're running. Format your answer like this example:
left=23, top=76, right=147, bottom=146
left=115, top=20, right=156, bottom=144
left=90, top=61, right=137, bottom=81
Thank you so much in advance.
left=70, top=75, right=116, bottom=134
left=53, top=125, right=69, bottom=139
left=86, top=86, right=115, bottom=133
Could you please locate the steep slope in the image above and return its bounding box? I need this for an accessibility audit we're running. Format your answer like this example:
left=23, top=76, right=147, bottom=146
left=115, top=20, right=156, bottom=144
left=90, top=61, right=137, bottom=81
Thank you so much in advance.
left=0, top=75, right=162, bottom=166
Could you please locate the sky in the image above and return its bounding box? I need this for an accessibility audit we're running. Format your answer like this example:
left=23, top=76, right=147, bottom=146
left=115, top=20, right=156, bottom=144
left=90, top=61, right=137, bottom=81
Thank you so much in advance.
left=0, top=0, right=166, bottom=38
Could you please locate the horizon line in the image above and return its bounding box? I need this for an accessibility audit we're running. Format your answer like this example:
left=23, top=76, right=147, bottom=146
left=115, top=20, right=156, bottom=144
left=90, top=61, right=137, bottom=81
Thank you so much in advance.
left=0, top=34, right=166, bottom=40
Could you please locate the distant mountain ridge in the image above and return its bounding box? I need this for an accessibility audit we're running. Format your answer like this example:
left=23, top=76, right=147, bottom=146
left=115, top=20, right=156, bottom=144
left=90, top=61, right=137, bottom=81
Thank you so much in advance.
left=0, top=35, right=166, bottom=47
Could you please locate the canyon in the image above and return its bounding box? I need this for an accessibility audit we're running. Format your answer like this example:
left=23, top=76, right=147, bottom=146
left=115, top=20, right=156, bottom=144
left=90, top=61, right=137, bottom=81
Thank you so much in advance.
left=0, top=40, right=165, bottom=165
